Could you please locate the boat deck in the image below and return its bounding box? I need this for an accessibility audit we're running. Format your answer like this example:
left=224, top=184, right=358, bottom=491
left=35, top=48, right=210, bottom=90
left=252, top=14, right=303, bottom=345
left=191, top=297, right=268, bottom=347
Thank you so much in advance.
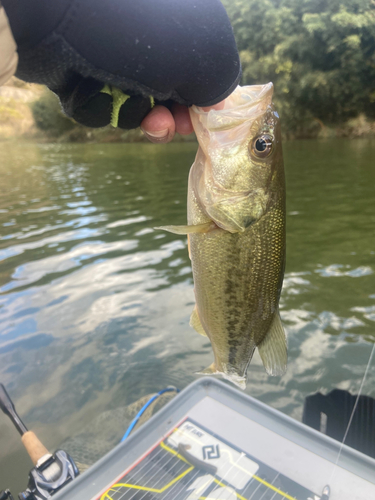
left=54, top=379, right=375, bottom=500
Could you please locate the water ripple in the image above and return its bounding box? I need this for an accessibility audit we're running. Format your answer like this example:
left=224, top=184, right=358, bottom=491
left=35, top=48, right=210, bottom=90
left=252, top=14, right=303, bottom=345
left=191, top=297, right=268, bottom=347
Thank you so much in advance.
left=0, top=141, right=374, bottom=491
left=315, top=264, right=373, bottom=277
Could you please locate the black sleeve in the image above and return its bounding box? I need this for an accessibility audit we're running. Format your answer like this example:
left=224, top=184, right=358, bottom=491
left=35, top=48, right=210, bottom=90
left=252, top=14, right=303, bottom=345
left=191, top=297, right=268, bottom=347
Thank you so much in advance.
left=2, top=0, right=241, bottom=108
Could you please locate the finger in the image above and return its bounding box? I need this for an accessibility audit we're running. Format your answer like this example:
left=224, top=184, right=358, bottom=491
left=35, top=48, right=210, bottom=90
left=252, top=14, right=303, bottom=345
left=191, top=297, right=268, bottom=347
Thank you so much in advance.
left=172, top=103, right=194, bottom=135
left=201, top=100, right=226, bottom=112
left=141, top=105, right=175, bottom=143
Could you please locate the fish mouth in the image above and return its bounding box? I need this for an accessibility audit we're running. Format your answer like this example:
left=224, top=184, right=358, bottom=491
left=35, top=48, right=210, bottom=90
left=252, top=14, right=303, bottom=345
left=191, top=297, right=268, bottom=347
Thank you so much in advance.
left=191, top=83, right=274, bottom=132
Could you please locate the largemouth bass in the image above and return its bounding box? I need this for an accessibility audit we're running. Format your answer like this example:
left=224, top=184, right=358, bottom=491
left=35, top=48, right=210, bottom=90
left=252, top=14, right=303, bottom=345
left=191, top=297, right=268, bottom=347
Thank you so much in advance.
left=158, top=84, right=286, bottom=388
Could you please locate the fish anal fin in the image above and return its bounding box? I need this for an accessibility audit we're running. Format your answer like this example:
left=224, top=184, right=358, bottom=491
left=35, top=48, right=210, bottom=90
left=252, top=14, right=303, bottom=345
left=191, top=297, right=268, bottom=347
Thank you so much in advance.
left=154, top=222, right=215, bottom=235
left=197, top=363, right=217, bottom=375
left=189, top=306, right=207, bottom=337
left=258, top=311, right=287, bottom=376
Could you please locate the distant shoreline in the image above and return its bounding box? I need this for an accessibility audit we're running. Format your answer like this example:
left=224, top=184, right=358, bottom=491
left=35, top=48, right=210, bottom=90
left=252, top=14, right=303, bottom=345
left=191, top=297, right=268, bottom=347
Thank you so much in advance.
left=1, top=80, right=375, bottom=143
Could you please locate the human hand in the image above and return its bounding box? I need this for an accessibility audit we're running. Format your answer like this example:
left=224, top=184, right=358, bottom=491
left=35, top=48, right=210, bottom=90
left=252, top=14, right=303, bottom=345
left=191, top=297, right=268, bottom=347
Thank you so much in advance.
left=141, top=101, right=225, bottom=144
left=2, top=0, right=240, bottom=140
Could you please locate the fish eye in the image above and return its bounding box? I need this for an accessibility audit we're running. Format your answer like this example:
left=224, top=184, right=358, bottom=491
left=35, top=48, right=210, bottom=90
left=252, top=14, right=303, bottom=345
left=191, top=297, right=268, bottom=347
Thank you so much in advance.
left=250, top=134, right=273, bottom=159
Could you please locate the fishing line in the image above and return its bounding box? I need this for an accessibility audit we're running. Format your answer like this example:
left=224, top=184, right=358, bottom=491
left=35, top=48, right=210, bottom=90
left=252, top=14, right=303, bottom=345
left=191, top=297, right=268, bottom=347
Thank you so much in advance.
left=117, top=445, right=171, bottom=500
left=248, top=478, right=264, bottom=500
left=204, top=450, right=244, bottom=499
left=258, top=472, right=280, bottom=500
left=168, top=468, right=202, bottom=500
left=126, top=448, right=181, bottom=500
left=329, top=341, right=375, bottom=484
left=165, top=463, right=197, bottom=500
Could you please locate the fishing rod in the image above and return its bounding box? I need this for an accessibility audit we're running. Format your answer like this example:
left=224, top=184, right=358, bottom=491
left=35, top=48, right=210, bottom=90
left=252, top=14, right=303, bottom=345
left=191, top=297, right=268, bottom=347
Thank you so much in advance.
left=0, top=384, right=79, bottom=500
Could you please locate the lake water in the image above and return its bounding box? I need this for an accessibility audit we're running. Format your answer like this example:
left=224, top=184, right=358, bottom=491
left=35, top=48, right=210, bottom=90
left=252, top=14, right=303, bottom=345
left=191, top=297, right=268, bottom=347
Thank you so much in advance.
left=0, top=139, right=374, bottom=493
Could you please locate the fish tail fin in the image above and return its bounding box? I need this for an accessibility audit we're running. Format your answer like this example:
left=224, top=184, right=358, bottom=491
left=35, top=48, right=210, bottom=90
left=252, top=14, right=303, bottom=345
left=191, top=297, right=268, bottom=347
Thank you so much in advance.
left=258, top=311, right=287, bottom=376
left=190, top=306, right=207, bottom=337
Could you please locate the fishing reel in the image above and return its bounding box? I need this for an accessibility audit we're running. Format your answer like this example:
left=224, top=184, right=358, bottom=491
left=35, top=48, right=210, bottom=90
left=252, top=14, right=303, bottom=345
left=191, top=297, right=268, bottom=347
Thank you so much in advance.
left=18, top=450, right=78, bottom=500
left=0, top=384, right=79, bottom=500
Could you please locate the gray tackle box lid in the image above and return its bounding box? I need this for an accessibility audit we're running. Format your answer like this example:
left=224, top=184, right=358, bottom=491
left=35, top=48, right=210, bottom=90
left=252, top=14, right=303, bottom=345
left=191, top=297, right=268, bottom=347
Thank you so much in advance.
left=54, top=378, right=375, bottom=500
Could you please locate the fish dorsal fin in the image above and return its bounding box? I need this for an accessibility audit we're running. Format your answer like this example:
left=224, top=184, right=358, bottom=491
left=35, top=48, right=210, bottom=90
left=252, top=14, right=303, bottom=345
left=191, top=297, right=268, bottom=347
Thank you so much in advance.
left=190, top=306, right=207, bottom=337
left=258, top=311, right=287, bottom=376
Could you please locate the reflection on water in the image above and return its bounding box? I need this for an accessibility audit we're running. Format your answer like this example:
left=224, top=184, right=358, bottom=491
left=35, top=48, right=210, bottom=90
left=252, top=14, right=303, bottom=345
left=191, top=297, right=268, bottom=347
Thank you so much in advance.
left=0, top=140, right=374, bottom=492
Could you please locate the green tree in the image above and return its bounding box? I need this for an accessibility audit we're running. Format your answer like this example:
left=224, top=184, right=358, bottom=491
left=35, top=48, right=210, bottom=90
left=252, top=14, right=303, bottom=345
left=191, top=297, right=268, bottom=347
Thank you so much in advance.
left=223, top=0, right=375, bottom=135
left=31, top=89, right=75, bottom=137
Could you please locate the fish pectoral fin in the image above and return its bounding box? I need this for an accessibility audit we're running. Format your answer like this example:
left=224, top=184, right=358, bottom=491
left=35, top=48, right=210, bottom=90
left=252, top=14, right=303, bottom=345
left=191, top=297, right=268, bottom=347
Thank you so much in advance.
left=258, top=311, right=287, bottom=376
left=154, top=222, right=215, bottom=235
left=187, top=234, right=191, bottom=260
left=189, top=306, right=207, bottom=337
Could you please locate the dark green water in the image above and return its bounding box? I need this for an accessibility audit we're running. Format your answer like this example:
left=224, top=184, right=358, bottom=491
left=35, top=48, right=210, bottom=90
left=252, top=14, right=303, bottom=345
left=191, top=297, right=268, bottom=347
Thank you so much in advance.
left=0, top=140, right=374, bottom=493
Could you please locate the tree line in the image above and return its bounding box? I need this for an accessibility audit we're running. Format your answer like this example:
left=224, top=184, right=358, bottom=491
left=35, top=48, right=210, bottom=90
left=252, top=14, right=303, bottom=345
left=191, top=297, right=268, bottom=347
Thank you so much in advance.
left=223, top=0, right=375, bottom=135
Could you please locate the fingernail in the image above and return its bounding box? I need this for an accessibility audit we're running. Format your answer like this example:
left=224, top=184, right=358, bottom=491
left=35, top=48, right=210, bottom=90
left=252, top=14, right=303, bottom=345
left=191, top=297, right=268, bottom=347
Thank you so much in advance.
left=143, top=128, right=168, bottom=139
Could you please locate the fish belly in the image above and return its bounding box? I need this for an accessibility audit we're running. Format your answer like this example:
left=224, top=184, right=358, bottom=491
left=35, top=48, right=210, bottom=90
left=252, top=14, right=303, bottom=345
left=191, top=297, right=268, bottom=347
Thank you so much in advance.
left=189, top=200, right=285, bottom=384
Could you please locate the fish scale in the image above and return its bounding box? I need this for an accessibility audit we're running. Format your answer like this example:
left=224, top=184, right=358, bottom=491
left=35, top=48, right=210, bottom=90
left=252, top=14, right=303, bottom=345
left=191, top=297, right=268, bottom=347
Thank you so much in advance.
left=189, top=197, right=285, bottom=384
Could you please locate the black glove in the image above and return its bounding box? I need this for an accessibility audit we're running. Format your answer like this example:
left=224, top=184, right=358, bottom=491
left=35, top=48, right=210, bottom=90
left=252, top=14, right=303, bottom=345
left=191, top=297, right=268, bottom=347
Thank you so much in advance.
left=3, top=0, right=241, bottom=129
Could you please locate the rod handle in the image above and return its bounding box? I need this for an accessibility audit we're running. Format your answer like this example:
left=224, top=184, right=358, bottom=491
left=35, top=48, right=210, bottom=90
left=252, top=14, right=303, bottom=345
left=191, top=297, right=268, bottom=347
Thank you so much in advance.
left=21, top=431, right=49, bottom=466
left=0, top=384, right=28, bottom=435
